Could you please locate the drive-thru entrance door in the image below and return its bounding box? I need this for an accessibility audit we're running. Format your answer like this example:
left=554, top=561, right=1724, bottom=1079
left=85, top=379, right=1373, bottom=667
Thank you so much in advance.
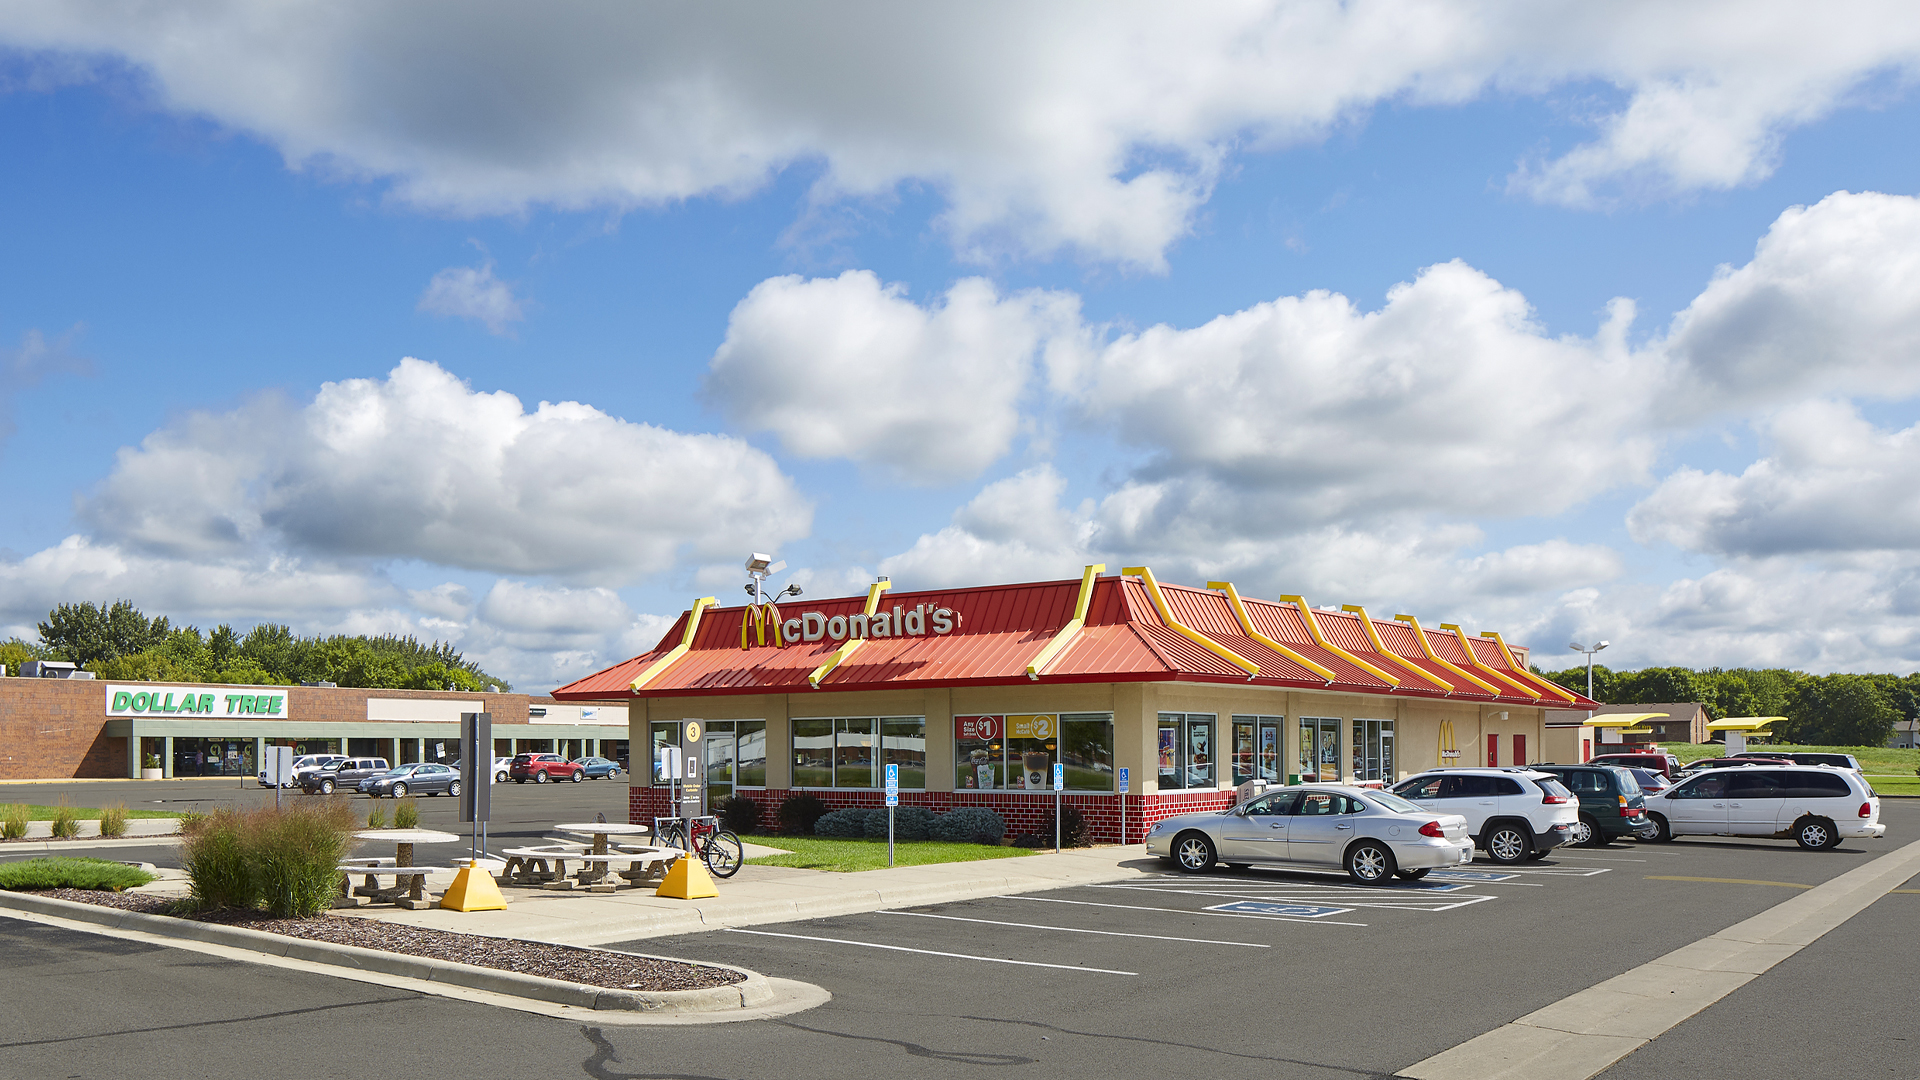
left=705, top=732, right=735, bottom=808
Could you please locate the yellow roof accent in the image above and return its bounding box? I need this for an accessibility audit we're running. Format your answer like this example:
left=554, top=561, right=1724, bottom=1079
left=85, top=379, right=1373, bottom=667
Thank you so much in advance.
left=1482, top=631, right=1580, bottom=705
left=1210, top=582, right=1336, bottom=684
left=1392, top=614, right=1505, bottom=696
left=630, top=597, right=718, bottom=692
left=1583, top=712, right=1671, bottom=728
left=1278, top=596, right=1400, bottom=687
left=1712, top=714, right=1781, bottom=730
left=1344, top=605, right=1455, bottom=692
left=1026, top=564, right=1105, bottom=680
left=1439, top=623, right=1539, bottom=698
left=807, top=580, right=892, bottom=689
left=1123, top=567, right=1260, bottom=678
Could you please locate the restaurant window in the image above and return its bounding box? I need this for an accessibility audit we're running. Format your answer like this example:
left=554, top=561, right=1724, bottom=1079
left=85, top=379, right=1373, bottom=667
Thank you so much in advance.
left=736, top=722, right=767, bottom=788
left=1158, top=712, right=1215, bottom=790
left=793, top=717, right=927, bottom=789
left=1350, top=718, right=1395, bottom=783
left=649, top=721, right=677, bottom=784
left=954, top=714, right=1114, bottom=791
left=1231, top=716, right=1283, bottom=786
left=1299, top=716, right=1340, bottom=782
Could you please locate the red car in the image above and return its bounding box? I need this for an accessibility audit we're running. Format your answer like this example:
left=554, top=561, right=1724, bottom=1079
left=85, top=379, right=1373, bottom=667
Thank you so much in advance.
left=1590, top=752, right=1683, bottom=777
left=509, top=753, right=584, bottom=784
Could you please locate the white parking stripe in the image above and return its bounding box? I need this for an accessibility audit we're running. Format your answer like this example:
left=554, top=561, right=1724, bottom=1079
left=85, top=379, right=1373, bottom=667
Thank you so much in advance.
left=721, top=928, right=1139, bottom=975
left=1004, top=894, right=1369, bottom=926
left=874, top=909, right=1271, bottom=947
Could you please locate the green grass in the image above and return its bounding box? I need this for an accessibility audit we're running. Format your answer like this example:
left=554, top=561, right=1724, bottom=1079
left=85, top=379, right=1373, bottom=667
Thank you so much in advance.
left=0, top=804, right=179, bottom=821
left=747, top=836, right=1034, bottom=873
left=0, top=856, right=154, bottom=891
left=1657, top=743, right=1920, bottom=772
left=1865, top=776, right=1920, bottom=797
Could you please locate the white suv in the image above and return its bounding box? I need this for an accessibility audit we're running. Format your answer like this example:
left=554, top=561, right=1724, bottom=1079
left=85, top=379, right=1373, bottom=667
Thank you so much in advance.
left=1391, top=767, right=1580, bottom=863
left=258, top=753, right=345, bottom=788
left=1644, top=765, right=1886, bottom=849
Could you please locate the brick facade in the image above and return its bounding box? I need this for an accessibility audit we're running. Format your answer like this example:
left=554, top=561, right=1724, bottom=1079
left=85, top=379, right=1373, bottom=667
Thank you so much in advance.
left=629, top=784, right=1236, bottom=845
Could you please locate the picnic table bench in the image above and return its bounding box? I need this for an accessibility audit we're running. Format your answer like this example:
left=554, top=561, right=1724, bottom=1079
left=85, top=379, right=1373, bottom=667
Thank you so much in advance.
left=498, top=842, right=682, bottom=892
left=334, top=863, right=447, bottom=910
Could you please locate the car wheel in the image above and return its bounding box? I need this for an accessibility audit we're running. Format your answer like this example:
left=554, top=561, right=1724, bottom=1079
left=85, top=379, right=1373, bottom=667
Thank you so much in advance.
left=391, top=782, right=408, bottom=798
left=1396, top=867, right=1431, bottom=881
left=535, top=771, right=549, bottom=784
left=1647, top=813, right=1673, bottom=842
left=320, top=779, right=335, bottom=795
left=448, top=780, right=461, bottom=798
left=1795, top=816, right=1839, bottom=850
left=1485, top=824, right=1530, bottom=864
left=1172, top=831, right=1216, bottom=873
left=1345, top=841, right=1396, bottom=885
left=571, top=770, right=583, bottom=783
left=1571, top=815, right=1600, bottom=847
left=496, top=771, right=507, bottom=783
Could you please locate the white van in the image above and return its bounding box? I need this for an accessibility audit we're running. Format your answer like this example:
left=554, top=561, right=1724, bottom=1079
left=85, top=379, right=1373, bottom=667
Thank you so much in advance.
left=258, top=753, right=346, bottom=788
left=1644, top=765, right=1886, bottom=849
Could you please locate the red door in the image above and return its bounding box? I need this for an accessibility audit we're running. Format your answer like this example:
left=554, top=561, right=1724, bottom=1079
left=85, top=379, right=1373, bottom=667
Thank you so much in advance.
left=1582, top=737, right=1592, bottom=763
left=1512, top=734, right=1527, bottom=766
left=1486, top=734, right=1499, bottom=767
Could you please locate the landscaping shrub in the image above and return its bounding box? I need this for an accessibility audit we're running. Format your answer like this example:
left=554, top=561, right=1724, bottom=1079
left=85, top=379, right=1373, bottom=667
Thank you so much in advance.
left=393, top=797, right=420, bottom=830
left=930, top=807, right=1006, bottom=845
left=97, top=803, right=129, bottom=839
left=863, top=805, right=936, bottom=841
left=180, top=803, right=357, bottom=917
left=1030, top=805, right=1090, bottom=848
left=175, top=808, right=206, bottom=836
left=776, top=793, right=829, bottom=836
left=1, top=804, right=27, bottom=840
left=49, top=805, right=80, bottom=839
left=813, top=807, right=875, bottom=837
left=366, top=803, right=388, bottom=829
left=0, top=856, right=153, bottom=892
left=717, top=795, right=761, bottom=835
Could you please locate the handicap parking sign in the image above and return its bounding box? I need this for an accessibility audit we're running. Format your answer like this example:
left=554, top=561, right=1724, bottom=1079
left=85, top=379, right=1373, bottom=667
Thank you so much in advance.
left=1208, top=901, right=1351, bottom=918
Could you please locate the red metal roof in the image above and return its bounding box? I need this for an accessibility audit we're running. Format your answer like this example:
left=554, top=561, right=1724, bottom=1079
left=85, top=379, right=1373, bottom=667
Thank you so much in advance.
left=552, top=573, right=1598, bottom=708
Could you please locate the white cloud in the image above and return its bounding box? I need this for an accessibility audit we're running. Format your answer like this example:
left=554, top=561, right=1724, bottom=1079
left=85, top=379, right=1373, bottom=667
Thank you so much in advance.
left=881, top=466, right=1097, bottom=587
left=81, top=357, right=812, bottom=583
left=706, top=272, right=1080, bottom=484
left=417, top=261, right=523, bottom=335
left=5, top=4, right=1918, bottom=264
left=1629, top=401, right=1920, bottom=558
left=477, top=579, right=630, bottom=636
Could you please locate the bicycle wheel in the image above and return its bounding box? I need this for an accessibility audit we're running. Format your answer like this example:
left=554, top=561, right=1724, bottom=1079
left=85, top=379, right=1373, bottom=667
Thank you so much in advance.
left=657, top=822, right=687, bottom=850
left=702, top=830, right=744, bottom=878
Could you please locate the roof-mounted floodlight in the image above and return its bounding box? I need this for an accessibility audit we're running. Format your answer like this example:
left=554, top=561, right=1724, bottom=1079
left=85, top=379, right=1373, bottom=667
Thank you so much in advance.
left=746, top=553, right=772, bottom=574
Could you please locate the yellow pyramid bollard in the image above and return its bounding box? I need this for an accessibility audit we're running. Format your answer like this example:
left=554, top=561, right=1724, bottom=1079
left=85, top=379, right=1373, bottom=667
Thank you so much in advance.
left=655, top=853, right=718, bottom=899
left=439, top=861, right=509, bottom=911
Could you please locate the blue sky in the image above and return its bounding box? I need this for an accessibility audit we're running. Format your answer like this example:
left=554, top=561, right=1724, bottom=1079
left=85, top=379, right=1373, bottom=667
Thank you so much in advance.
left=3, top=4, right=1920, bottom=690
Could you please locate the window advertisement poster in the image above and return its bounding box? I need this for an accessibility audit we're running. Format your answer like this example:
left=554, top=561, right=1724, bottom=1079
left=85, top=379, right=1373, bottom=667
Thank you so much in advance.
left=1007, top=714, right=1057, bottom=790
left=1259, top=726, right=1279, bottom=782
left=1187, top=721, right=1212, bottom=787
left=955, top=714, right=1114, bottom=791
left=1157, top=723, right=1178, bottom=787
left=955, top=715, right=1003, bottom=789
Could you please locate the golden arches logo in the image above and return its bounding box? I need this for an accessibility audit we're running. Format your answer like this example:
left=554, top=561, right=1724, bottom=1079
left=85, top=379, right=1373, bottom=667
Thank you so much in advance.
left=1437, top=720, right=1461, bottom=765
left=740, top=603, right=785, bottom=649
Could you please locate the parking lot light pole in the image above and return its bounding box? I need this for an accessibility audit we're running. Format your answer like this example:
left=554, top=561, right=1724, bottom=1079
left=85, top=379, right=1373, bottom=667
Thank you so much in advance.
left=1568, top=640, right=1609, bottom=713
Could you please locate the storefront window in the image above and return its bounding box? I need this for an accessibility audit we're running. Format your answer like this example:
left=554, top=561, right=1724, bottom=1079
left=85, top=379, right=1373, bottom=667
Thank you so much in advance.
left=650, top=722, right=677, bottom=784
left=1059, top=713, right=1115, bottom=791
left=172, top=738, right=255, bottom=778
left=955, top=715, right=1005, bottom=789
left=835, top=718, right=876, bottom=788
left=882, top=718, right=925, bottom=789
left=1158, top=713, right=1215, bottom=790
left=954, top=714, right=1114, bottom=791
left=1232, top=716, right=1283, bottom=785
left=791, top=717, right=926, bottom=789
left=737, top=722, right=766, bottom=788
left=1350, top=718, right=1394, bottom=782
left=791, top=719, right=832, bottom=787
left=1299, top=716, right=1340, bottom=782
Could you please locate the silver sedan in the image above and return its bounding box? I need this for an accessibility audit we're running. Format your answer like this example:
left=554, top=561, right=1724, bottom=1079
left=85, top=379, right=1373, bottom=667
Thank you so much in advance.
left=1145, top=786, right=1473, bottom=884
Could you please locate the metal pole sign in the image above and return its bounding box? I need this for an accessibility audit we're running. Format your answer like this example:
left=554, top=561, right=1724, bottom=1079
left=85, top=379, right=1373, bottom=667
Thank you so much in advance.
left=885, top=763, right=899, bottom=867
left=459, top=712, right=492, bottom=864
left=680, top=719, right=704, bottom=830
left=1118, top=766, right=1129, bottom=845
left=1053, top=762, right=1064, bottom=853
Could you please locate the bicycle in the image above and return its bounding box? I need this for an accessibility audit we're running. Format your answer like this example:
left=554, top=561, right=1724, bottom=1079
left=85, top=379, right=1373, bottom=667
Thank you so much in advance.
left=653, top=815, right=744, bottom=878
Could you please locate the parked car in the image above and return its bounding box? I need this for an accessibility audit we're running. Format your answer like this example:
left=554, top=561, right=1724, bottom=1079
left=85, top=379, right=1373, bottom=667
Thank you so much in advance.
left=1590, top=751, right=1684, bottom=777
left=1735, top=751, right=1864, bottom=771
left=1531, top=764, right=1651, bottom=846
left=1642, top=765, right=1887, bottom=849
left=1390, top=767, right=1580, bottom=863
left=1675, top=756, right=1791, bottom=779
left=571, top=756, right=624, bottom=779
left=260, top=753, right=345, bottom=788
left=362, top=762, right=461, bottom=798
left=1627, top=767, right=1672, bottom=797
left=447, top=756, right=516, bottom=783
left=509, top=753, right=583, bottom=783
left=1145, top=785, right=1473, bottom=883
left=297, top=756, right=389, bottom=795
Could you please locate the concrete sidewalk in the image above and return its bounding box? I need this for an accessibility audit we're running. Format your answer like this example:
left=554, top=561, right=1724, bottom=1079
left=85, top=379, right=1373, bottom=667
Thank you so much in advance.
left=336, top=845, right=1159, bottom=946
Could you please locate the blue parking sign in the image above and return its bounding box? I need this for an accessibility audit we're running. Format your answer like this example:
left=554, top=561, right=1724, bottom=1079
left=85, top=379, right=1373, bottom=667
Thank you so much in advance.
left=1053, top=762, right=1064, bottom=791
left=1119, top=766, right=1129, bottom=793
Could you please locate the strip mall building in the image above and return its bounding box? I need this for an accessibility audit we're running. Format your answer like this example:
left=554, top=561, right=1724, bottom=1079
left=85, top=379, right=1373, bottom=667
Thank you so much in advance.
left=555, top=567, right=1598, bottom=843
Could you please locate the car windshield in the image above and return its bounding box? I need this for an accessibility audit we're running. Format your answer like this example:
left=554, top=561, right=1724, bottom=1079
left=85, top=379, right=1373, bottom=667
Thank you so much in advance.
left=1363, top=790, right=1425, bottom=814
left=381, top=767, right=414, bottom=777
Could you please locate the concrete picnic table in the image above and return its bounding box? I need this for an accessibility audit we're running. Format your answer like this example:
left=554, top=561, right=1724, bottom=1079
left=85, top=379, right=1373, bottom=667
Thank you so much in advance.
left=554, top=822, right=656, bottom=891
left=349, top=828, right=459, bottom=908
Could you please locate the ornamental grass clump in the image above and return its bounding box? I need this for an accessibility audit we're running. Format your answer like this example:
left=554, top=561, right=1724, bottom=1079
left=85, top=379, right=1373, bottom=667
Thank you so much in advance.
left=393, top=797, right=419, bottom=830
left=180, top=802, right=357, bottom=918
left=0, top=856, right=153, bottom=892
left=49, top=804, right=81, bottom=839
left=97, top=803, right=129, bottom=839
left=1, top=804, right=27, bottom=840
left=366, top=803, right=389, bottom=829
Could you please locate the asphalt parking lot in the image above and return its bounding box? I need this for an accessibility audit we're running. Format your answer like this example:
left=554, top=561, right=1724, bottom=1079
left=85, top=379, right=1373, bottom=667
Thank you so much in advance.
left=1, top=793, right=1914, bottom=1079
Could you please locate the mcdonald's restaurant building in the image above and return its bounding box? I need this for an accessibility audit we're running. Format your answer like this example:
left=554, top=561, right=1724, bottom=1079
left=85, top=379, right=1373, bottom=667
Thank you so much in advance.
left=554, top=567, right=1599, bottom=844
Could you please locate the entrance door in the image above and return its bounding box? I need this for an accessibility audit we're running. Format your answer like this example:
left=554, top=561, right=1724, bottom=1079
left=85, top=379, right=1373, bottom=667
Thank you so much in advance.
left=705, top=733, right=735, bottom=809
left=1512, top=734, right=1527, bottom=766
left=1486, top=733, right=1500, bottom=767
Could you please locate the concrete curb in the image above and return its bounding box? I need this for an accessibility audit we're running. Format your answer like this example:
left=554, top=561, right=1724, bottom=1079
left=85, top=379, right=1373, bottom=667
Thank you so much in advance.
left=0, top=889, right=776, bottom=1014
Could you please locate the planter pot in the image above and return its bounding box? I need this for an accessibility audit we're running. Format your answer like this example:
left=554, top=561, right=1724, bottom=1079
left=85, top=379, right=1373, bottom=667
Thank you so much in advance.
left=141, top=768, right=164, bottom=780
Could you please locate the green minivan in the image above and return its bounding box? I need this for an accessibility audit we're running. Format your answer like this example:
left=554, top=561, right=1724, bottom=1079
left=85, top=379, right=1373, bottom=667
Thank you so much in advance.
left=1532, top=764, right=1650, bottom=846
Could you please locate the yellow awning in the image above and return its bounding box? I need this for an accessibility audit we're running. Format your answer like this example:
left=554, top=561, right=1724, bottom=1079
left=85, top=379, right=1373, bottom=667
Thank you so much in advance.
left=1618, top=727, right=1656, bottom=735
left=1582, top=712, right=1670, bottom=728
left=1706, top=716, right=1785, bottom=732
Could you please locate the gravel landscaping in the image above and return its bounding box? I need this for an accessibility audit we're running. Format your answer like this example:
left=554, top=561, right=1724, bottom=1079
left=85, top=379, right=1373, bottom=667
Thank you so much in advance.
left=30, top=888, right=744, bottom=993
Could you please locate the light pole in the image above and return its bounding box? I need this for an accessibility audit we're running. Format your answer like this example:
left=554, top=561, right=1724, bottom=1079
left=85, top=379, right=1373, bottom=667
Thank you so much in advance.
left=1568, top=640, right=1609, bottom=705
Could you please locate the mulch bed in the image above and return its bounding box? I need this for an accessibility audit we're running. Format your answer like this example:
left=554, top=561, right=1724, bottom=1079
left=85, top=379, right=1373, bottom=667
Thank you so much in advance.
left=29, top=888, right=744, bottom=993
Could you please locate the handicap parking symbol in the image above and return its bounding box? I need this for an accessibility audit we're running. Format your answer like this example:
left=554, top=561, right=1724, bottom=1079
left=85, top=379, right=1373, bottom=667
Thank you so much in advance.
left=1208, top=901, right=1351, bottom=918
left=1425, top=870, right=1517, bottom=882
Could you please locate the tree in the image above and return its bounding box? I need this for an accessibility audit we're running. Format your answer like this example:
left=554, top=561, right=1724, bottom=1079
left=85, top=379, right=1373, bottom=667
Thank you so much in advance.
left=39, top=599, right=167, bottom=666
left=208, top=624, right=239, bottom=668
left=1788, top=674, right=1899, bottom=747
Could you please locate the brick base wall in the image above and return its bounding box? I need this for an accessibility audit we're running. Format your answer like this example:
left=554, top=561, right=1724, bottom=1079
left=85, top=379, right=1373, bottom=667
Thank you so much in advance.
left=630, top=786, right=1237, bottom=844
